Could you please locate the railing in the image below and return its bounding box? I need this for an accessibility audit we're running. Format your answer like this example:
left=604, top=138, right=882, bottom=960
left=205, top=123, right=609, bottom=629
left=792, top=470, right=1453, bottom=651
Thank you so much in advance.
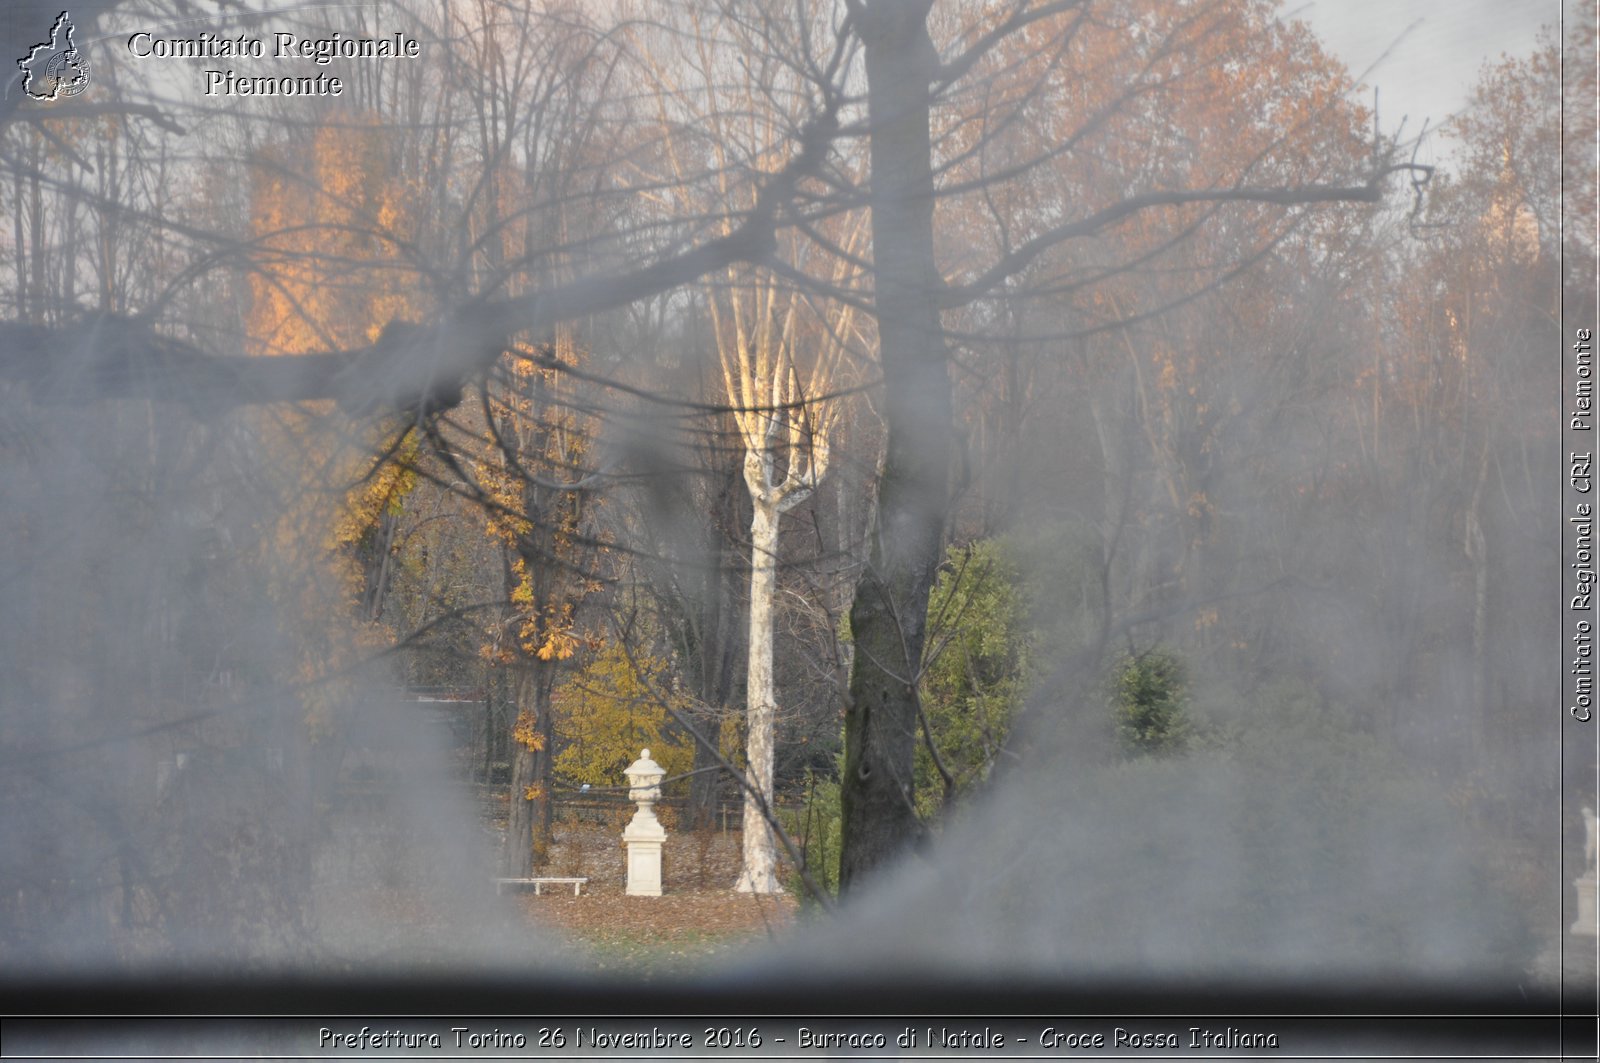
left=471, top=786, right=798, bottom=835
left=551, top=793, right=753, bottom=832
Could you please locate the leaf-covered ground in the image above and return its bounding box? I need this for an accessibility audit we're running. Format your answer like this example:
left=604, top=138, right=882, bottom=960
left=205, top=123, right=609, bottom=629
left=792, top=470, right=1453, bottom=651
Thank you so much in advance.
left=507, top=824, right=801, bottom=976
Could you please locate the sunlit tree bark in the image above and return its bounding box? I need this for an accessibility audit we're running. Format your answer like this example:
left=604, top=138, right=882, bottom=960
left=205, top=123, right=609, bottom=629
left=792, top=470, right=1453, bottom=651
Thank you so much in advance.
left=634, top=0, right=866, bottom=892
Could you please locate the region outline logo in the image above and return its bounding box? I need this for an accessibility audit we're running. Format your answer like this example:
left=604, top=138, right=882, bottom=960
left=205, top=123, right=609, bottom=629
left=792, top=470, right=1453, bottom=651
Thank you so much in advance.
left=17, top=11, right=91, bottom=101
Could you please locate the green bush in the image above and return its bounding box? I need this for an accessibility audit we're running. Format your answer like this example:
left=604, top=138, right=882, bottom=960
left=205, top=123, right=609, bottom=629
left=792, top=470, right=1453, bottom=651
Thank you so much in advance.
left=1111, top=649, right=1190, bottom=757
left=785, top=758, right=843, bottom=901
left=914, top=540, right=1032, bottom=817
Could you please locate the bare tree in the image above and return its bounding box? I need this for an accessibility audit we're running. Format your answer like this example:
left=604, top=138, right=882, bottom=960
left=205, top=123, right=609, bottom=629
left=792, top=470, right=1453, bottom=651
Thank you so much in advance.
left=835, top=0, right=1428, bottom=887
left=629, top=0, right=867, bottom=892
left=0, top=0, right=1447, bottom=922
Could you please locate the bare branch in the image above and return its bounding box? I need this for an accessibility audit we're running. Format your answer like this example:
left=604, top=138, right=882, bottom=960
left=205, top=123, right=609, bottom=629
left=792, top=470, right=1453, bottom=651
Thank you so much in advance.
left=0, top=97, right=843, bottom=413
left=941, top=165, right=1428, bottom=307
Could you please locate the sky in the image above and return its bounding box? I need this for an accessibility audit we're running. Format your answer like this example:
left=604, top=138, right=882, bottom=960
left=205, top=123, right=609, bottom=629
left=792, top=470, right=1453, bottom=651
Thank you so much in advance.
left=1296, top=0, right=1555, bottom=159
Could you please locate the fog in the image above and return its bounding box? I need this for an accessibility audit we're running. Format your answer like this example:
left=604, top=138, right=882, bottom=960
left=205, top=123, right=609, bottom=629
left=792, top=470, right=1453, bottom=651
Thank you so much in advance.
left=0, top=0, right=1590, bottom=1043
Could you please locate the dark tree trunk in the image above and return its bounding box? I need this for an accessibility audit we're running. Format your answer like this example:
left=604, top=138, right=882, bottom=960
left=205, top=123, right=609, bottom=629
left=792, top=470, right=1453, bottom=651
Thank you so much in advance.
left=684, top=548, right=738, bottom=831
left=533, top=671, right=555, bottom=847
left=501, top=483, right=562, bottom=878
left=501, top=659, right=555, bottom=877
left=362, top=508, right=400, bottom=622
left=685, top=714, right=724, bottom=831
left=502, top=672, right=538, bottom=878
left=839, top=0, right=953, bottom=893
left=639, top=421, right=745, bottom=833
left=686, top=484, right=743, bottom=831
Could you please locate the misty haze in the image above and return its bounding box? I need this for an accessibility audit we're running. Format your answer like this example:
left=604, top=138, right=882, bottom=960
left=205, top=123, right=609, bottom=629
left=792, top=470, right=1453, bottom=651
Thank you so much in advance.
left=0, top=0, right=1593, bottom=1045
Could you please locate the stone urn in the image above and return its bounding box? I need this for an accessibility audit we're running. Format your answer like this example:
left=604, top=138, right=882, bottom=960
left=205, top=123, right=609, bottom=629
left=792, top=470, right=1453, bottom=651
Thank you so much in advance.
left=622, top=749, right=666, bottom=896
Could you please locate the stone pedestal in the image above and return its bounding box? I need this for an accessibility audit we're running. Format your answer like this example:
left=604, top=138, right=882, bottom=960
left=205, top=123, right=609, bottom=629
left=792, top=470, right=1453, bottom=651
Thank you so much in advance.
left=1575, top=873, right=1598, bottom=938
left=1575, top=807, right=1598, bottom=937
left=622, top=749, right=666, bottom=897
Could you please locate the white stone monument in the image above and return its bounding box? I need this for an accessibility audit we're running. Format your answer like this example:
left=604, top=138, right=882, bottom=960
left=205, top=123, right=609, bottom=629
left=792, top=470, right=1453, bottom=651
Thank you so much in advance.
left=622, top=749, right=666, bottom=897
left=1575, top=807, right=1598, bottom=937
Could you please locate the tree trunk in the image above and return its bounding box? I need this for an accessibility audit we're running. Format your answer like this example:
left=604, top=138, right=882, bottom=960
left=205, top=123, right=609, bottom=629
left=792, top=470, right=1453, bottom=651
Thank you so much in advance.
left=684, top=470, right=739, bottom=832
left=534, top=669, right=555, bottom=848
left=735, top=494, right=783, bottom=892
left=839, top=0, right=952, bottom=893
left=501, top=661, right=553, bottom=877
left=502, top=717, right=538, bottom=879
left=685, top=709, right=725, bottom=831
left=1465, top=447, right=1492, bottom=755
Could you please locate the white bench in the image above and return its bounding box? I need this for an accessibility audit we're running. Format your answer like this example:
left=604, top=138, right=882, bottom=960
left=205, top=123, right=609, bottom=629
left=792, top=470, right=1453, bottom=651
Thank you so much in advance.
left=494, top=876, right=589, bottom=896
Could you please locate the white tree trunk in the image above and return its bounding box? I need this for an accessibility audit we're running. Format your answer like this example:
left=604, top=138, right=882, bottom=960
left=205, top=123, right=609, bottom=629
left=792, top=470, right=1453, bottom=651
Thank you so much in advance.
left=735, top=492, right=783, bottom=893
